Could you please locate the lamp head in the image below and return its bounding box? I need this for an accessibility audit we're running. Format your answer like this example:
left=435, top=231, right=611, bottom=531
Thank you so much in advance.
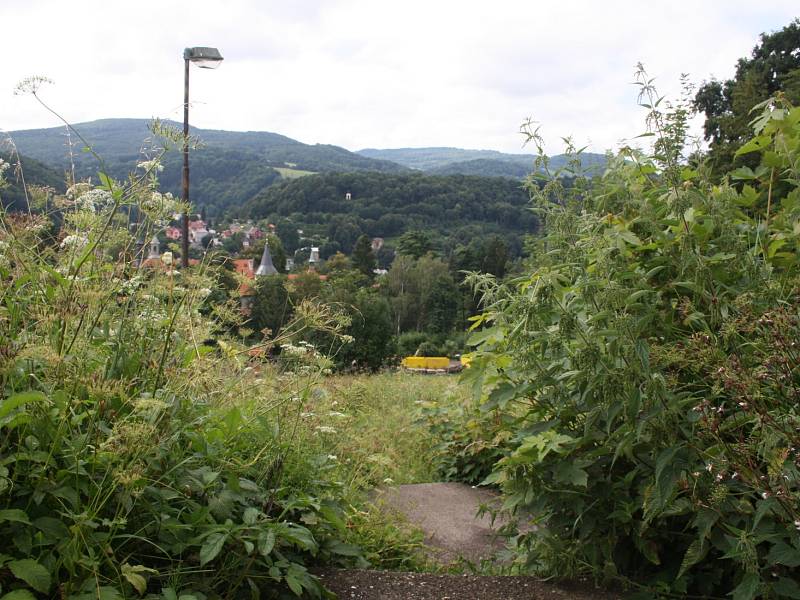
left=183, top=47, right=223, bottom=69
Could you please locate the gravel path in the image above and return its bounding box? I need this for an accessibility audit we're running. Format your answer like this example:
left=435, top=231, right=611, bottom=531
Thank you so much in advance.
left=373, top=482, right=514, bottom=564
left=313, top=483, right=623, bottom=599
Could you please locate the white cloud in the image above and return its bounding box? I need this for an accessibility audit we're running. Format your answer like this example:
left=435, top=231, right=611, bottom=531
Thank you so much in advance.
left=1, top=0, right=797, bottom=154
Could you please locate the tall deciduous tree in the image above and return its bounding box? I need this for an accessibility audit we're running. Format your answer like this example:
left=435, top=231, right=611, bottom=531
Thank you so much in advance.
left=695, top=19, right=800, bottom=177
left=395, top=230, right=434, bottom=259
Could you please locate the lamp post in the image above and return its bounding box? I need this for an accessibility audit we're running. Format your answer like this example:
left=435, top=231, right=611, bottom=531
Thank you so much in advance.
left=181, top=46, right=223, bottom=268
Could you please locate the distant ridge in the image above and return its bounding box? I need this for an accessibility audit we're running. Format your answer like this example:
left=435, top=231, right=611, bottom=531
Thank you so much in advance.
left=10, top=118, right=408, bottom=176
left=8, top=119, right=409, bottom=215
left=357, top=146, right=607, bottom=178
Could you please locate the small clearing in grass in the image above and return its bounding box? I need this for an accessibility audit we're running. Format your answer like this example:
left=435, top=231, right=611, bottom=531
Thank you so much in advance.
left=276, top=166, right=316, bottom=178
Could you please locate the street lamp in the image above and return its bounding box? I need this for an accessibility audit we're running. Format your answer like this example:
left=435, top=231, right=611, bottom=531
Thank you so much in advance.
left=181, top=46, right=223, bottom=268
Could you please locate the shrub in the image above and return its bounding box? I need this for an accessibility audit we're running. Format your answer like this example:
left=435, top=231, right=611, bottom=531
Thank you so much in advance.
left=462, top=75, right=800, bottom=597
left=0, top=118, right=358, bottom=597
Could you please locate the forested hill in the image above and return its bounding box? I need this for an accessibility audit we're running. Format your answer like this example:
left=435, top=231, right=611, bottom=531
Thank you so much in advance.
left=428, top=158, right=532, bottom=178
left=10, top=119, right=407, bottom=174
left=357, top=146, right=607, bottom=178
left=0, top=152, right=65, bottom=211
left=8, top=119, right=409, bottom=216
left=242, top=171, right=538, bottom=255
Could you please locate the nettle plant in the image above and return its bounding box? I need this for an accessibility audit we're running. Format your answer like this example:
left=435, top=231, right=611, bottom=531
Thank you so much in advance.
left=0, top=83, right=358, bottom=599
left=464, top=73, right=800, bottom=598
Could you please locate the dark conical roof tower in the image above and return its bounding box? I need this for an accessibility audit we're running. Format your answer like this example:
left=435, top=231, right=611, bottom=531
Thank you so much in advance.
left=255, top=242, right=278, bottom=276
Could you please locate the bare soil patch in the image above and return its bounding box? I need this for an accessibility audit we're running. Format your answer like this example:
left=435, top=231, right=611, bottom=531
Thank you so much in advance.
left=313, top=483, right=623, bottom=599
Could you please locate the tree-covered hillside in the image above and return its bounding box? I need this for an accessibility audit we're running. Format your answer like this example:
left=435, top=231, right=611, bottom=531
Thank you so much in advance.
left=0, top=151, right=65, bottom=211
left=242, top=171, right=538, bottom=255
left=357, top=146, right=607, bottom=177
left=428, top=158, right=532, bottom=178
left=8, top=119, right=410, bottom=216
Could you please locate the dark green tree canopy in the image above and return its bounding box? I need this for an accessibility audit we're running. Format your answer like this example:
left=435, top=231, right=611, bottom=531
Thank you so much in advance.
left=351, top=234, right=377, bottom=278
left=695, top=19, right=800, bottom=176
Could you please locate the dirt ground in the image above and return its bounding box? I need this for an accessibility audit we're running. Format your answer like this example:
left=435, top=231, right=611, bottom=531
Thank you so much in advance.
left=314, top=569, right=622, bottom=600
left=313, top=483, right=623, bottom=599
left=372, top=482, right=514, bottom=564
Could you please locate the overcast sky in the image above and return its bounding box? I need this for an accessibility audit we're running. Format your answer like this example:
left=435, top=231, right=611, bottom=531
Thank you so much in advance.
left=1, top=1, right=797, bottom=155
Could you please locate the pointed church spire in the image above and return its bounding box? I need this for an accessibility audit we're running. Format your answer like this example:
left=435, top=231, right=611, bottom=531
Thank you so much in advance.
left=255, top=241, right=278, bottom=276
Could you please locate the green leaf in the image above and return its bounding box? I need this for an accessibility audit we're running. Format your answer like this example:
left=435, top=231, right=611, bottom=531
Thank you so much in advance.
left=0, top=509, right=31, bottom=525
left=0, top=591, right=36, bottom=600
left=285, top=572, right=303, bottom=596
left=692, top=508, right=718, bottom=541
left=97, top=587, right=123, bottom=600
left=162, top=588, right=178, bottom=600
left=648, top=446, right=687, bottom=517
left=732, top=573, right=761, bottom=600
left=122, top=563, right=156, bottom=595
left=773, top=577, right=800, bottom=599
left=284, top=525, right=317, bottom=553
left=258, top=529, right=276, bottom=557
left=326, top=540, right=361, bottom=557
left=467, top=326, right=504, bottom=347
left=9, top=559, right=51, bottom=593
left=618, top=229, right=642, bottom=246
left=243, top=507, right=259, bottom=526
left=98, top=172, right=114, bottom=190
left=735, top=135, right=770, bottom=156
left=199, top=532, right=227, bottom=566
left=707, top=252, right=736, bottom=264
left=753, top=497, right=778, bottom=529
left=33, top=516, right=70, bottom=542
left=484, top=383, right=516, bottom=411
left=677, top=539, right=707, bottom=580
left=767, top=542, right=800, bottom=568
left=319, top=502, right=346, bottom=531
left=737, top=184, right=759, bottom=207
left=0, top=391, right=46, bottom=421
left=730, top=166, right=756, bottom=180
left=553, top=462, right=588, bottom=487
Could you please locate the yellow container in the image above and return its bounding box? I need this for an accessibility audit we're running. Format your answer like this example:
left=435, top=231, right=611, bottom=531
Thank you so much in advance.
left=401, top=356, right=451, bottom=369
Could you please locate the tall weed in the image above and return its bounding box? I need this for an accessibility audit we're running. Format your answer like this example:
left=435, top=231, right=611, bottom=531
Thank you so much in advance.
left=0, top=102, right=359, bottom=597
left=461, top=73, right=800, bottom=598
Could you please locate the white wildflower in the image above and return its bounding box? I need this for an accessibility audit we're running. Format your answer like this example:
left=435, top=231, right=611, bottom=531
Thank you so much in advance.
left=315, top=426, right=336, bottom=434
left=161, top=252, right=173, bottom=266
left=137, top=159, right=164, bottom=173
left=60, top=234, right=89, bottom=250
left=77, top=188, right=113, bottom=212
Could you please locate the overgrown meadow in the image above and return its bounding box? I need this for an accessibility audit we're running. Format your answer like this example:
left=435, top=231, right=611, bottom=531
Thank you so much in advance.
left=0, top=82, right=452, bottom=598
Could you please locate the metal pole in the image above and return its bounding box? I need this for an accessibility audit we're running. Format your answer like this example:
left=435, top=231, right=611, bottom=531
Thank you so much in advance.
left=181, top=57, right=190, bottom=269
